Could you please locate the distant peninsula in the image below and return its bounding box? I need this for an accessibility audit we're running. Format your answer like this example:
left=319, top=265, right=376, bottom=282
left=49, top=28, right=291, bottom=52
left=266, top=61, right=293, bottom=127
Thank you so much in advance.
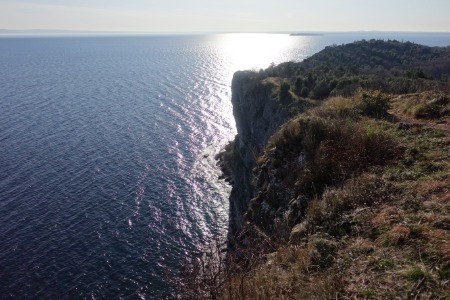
left=290, top=32, right=324, bottom=36
left=180, top=39, right=450, bottom=299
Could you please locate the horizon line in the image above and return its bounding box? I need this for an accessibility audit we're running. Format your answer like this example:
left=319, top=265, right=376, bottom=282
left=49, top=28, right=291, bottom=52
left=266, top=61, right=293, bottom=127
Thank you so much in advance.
left=1, top=29, right=450, bottom=35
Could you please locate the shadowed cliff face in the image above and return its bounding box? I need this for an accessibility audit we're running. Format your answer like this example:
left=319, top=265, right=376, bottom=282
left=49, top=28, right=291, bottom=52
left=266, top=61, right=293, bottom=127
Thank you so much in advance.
left=228, top=71, right=292, bottom=232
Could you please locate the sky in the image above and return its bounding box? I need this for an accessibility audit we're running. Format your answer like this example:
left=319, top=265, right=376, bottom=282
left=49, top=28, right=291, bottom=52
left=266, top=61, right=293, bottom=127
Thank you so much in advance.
left=0, top=0, right=449, bottom=33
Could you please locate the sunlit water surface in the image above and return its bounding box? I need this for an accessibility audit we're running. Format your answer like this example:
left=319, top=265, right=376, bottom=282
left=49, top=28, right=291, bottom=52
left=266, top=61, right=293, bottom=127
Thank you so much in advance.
left=0, top=33, right=448, bottom=299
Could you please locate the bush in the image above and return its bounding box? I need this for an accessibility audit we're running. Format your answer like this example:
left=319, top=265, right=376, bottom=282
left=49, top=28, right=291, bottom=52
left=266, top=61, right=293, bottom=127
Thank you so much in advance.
left=308, top=236, right=337, bottom=269
left=312, top=97, right=360, bottom=120
left=278, top=82, right=291, bottom=102
left=266, top=112, right=400, bottom=197
left=304, top=119, right=397, bottom=192
left=305, top=174, right=394, bottom=236
left=356, top=90, right=391, bottom=117
left=313, top=91, right=391, bottom=120
left=404, top=266, right=427, bottom=281
left=294, top=77, right=303, bottom=93
left=300, top=87, right=310, bottom=98
left=312, top=80, right=332, bottom=99
left=406, top=69, right=428, bottom=79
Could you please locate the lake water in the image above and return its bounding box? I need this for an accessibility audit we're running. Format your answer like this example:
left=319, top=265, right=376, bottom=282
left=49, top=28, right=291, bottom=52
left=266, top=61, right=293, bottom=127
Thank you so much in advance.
left=0, top=32, right=449, bottom=299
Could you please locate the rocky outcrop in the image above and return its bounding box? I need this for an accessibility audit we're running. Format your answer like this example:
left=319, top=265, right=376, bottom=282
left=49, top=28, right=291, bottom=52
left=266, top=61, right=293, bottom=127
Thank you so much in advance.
left=246, top=146, right=307, bottom=240
left=227, top=71, right=293, bottom=233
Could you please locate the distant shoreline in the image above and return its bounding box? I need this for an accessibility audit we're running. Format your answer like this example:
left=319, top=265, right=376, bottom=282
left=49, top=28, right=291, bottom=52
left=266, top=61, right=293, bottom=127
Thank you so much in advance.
left=290, top=33, right=324, bottom=36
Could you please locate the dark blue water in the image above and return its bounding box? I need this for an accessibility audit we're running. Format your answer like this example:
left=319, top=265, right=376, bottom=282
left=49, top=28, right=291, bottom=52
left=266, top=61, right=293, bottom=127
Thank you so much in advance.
left=0, top=33, right=449, bottom=299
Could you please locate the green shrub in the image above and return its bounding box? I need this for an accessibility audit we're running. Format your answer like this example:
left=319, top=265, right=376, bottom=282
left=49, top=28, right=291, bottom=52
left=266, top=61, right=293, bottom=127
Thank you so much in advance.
left=308, top=236, right=338, bottom=269
left=406, top=69, right=428, bottom=79
left=267, top=113, right=399, bottom=196
left=313, top=97, right=360, bottom=119
left=294, top=77, right=303, bottom=93
left=360, top=288, right=376, bottom=298
left=404, top=266, right=426, bottom=281
left=306, top=119, right=398, bottom=191
left=300, top=87, right=310, bottom=98
left=356, top=90, right=391, bottom=117
left=278, top=82, right=291, bottom=102
left=312, top=80, right=332, bottom=99
left=437, top=265, right=450, bottom=279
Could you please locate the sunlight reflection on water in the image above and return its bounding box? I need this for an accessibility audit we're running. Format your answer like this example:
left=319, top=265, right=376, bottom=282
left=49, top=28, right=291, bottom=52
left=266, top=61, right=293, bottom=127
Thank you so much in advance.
left=218, top=33, right=311, bottom=71
left=188, top=34, right=317, bottom=243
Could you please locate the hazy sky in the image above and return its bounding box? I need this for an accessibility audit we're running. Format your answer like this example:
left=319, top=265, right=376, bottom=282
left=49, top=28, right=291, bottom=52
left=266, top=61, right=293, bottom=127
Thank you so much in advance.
left=1, top=0, right=449, bottom=33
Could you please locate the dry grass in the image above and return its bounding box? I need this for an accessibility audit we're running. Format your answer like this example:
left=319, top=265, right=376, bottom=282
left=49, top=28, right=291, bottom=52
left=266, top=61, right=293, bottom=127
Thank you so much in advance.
left=385, top=225, right=411, bottom=245
left=180, top=91, right=450, bottom=299
left=220, top=238, right=343, bottom=300
left=311, top=96, right=360, bottom=119
left=371, top=206, right=405, bottom=227
left=264, top=114, right=400, bottom=199
left=392, top=92, right=450, bottom=119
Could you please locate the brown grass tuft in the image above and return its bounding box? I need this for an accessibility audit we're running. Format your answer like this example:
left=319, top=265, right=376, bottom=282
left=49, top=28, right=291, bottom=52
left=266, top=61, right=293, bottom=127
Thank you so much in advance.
left=371, top=207, right=403, bottom=227
left=386, top=225, right=411, bottom=245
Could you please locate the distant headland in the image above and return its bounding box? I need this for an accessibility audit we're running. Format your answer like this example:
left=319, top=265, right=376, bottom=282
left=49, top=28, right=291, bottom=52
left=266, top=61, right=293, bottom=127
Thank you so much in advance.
left=290, top=32, right=324, bottom=36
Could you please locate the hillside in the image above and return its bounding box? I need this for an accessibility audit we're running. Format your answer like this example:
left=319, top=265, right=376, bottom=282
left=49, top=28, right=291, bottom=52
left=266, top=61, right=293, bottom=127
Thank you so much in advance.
left=181, top=40, right=450, bottom=299
left=257, top=39, right=450, bottom=98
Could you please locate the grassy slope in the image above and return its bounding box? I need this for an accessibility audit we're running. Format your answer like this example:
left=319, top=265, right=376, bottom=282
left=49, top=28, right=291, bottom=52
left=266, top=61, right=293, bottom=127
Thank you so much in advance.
left=224, top=92, right=449, bottom=299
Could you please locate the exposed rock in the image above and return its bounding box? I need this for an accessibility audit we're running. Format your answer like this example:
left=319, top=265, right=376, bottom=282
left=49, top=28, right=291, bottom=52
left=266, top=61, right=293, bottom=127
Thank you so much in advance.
left=289, top=222, right=308, bottom=244
left=227, top=71, right=293, bottom=233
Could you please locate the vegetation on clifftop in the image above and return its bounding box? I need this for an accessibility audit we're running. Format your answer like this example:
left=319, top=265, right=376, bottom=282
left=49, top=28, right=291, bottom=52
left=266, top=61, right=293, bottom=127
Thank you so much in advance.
left=223, top=91, right=449, bottom=299
left=259, top=39, right=450, bottom=99
left=179, top=40, right=450, bottom=299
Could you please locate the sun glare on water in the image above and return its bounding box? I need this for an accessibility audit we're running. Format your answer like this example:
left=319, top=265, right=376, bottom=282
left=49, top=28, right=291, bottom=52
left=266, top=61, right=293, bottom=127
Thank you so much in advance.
left=218, top=33, right=299, bottom=71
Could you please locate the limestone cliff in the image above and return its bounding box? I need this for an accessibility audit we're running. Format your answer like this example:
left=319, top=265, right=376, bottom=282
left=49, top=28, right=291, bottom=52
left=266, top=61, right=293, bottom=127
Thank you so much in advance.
left=227, top=71, right=294, bottom=232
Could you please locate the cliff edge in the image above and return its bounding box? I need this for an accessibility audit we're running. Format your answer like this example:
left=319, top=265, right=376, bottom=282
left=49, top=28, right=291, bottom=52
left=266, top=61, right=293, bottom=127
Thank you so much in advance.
left=184, top=40, right=450, bottom=299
